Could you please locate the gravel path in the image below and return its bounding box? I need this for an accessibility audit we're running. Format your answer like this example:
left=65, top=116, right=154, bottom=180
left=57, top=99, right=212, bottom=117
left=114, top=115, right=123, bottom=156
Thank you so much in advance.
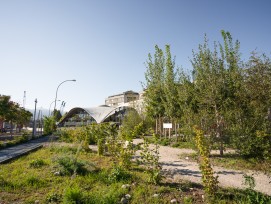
left=133, top=139, right=271, bottom=196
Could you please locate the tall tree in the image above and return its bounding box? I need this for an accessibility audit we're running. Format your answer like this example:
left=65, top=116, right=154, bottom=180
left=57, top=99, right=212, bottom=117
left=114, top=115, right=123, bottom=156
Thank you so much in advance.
left=163, top=45, right=181, bottom=136
left=0, top=95, right=12, bottom=120
left=231, top=52, right=271, bottom=158
left=144, top=45, right=165, bottom=135
left=191, top=31, right=242, bottom=155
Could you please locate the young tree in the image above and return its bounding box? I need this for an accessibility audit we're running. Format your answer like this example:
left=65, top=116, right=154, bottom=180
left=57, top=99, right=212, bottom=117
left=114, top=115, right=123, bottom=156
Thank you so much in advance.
left=144, top=45, right=166, bottom=135
left=163, top=45, right=181, bottom=136
left=43, top=116, right=57, bottom=135
left=191, top=31, right=242, bottom=155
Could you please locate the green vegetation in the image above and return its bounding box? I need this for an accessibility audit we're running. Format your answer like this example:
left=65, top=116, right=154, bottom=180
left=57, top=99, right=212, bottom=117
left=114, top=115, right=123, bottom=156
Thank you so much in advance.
left=143, top=31, right=271, bottom=200
left=194, top=127, right=218, bottom=201
left=143, top=31, right=271, bottom=160
left=0, top=95, right=32, bottom=134
left=43, top=116, right=57, bottom=135
left=1, top=144, right=270, bottom=203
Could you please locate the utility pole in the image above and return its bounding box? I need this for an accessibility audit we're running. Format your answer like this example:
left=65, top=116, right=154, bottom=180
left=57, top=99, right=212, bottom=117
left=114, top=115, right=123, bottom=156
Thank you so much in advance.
left=23, top=91, right=26, bottom=108
left=37, top=109, right=41, bottom=137
left=32, top=99, right=37, bottom=138
left=40, top=110, right=43, bottom=136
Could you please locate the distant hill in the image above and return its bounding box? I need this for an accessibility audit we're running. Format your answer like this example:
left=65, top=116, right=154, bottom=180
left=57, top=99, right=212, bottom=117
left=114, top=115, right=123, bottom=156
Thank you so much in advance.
left=26, top=108, right=66, bottom=117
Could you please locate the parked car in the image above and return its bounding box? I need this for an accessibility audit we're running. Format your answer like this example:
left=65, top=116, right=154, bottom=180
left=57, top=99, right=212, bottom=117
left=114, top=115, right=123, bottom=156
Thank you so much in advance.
left=0, top=128, right=7, bottom=133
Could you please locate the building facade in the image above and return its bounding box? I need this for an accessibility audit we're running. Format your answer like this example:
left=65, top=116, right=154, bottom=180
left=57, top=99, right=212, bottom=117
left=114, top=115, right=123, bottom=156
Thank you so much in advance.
left=105, top=90, right=139, bottom=107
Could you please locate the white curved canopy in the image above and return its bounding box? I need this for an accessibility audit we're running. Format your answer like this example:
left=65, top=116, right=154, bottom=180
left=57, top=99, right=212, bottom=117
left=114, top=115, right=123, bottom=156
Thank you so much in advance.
left=59, top=105, right=128, bottom=124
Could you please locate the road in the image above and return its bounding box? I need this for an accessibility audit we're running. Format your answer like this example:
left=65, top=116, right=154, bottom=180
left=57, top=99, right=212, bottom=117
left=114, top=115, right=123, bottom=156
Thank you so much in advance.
left=0, top=136, right=50, bottom=164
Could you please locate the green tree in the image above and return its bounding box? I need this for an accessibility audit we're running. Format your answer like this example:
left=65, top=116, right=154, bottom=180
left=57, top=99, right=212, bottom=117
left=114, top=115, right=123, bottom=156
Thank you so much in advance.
left=144, top=45, right=166, bottom=135
left=43, top=116, right=56, bottom=135
left=15, top=107, right=32, bottom=132
left=0, top=95, right=12, bottom=121
left=231, top=52, right=271, bottom=159
left=163, top=45, right=181, bottom=136
left=191, top=31, right=242, bottom=155
left=120, top=109, right=143, bottom=140
left=52, top=109, right=62, bottom=122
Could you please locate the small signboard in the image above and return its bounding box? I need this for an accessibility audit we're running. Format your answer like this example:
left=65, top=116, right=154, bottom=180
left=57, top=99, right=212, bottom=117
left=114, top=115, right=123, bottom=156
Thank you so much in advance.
left=163, top=123, right=172, bottom=129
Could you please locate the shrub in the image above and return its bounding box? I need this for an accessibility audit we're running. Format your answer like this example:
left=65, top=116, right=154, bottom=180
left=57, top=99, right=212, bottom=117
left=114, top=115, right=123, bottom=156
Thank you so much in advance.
left=43, top=116, right=57, bottom=135
left=194, top=127, right=218, bottom=200
left=29, top=159, right=47, bottom=168
left=63, top=186, right=85, bottom=204
left=140, top=135, right=162, bottom=185
left=46, top=192, right=62, bottom=203
left=55, top=156, right=88, bottom=176
left=108, top=166, right=131, bottom=183
left=25, top=176, right=45, bottom=187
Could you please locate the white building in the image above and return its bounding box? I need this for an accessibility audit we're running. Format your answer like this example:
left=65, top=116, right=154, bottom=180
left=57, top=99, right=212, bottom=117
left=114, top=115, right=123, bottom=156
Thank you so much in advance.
left=105, top=90, right=139, bottom=107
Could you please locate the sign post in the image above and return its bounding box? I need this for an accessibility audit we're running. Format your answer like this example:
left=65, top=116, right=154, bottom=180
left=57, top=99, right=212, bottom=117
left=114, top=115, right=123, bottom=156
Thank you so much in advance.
left=163, top=123, right=172, bottom=138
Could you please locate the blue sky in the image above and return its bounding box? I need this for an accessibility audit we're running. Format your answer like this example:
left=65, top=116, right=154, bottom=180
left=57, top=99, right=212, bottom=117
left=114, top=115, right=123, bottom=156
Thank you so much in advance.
left=0, top=0, right=271, bottom=113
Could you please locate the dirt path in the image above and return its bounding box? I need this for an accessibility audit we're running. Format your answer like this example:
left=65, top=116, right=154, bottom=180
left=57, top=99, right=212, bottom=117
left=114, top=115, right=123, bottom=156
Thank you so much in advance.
left=133, top=139, right=271, bottom=196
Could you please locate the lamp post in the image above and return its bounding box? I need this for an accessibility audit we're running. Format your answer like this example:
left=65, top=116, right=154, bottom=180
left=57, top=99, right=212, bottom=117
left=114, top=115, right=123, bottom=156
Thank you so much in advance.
left=32, top=98, right=37, bottom=137
left=53, top=79, right=76, bottom=112
left=49, top=99, right=61, bottom=116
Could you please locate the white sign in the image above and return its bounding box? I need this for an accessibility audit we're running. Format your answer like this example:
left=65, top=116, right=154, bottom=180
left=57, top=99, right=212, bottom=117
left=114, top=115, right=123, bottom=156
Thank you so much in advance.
left=163, top=123, right=172, bottom=129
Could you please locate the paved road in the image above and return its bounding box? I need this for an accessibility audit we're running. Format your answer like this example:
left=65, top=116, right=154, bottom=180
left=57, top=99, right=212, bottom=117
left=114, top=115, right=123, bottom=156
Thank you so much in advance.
left=0, top=136, right=50, bottom=164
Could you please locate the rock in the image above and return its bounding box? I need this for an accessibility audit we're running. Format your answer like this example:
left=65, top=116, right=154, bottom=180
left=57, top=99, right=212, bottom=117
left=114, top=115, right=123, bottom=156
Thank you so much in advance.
left=54, top=171, right=60, bottom=176
left=202, top=194, right=205, bottom=200
left=153, top=193, right=159, bottom=198
left=125, top=194, right=131, bottom=199
left=121, top=184, right=131, bottom=189
left=185, top=157, right=189, bottom=160
left=189, top=187, right=193, bottom=191
left=170, top=198, right=177, bottom=203
left=120, top=197, right=128, bottom=204
left=34, top=200, right=39, bottom=204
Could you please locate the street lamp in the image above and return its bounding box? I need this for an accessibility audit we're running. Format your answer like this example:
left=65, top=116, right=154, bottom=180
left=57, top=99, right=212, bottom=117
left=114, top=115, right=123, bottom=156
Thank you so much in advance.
left=53, top=79, right=76, bottom=112
left=32, top=98, right=37, bottom=137
left=49, top=100, right=61, bottom=116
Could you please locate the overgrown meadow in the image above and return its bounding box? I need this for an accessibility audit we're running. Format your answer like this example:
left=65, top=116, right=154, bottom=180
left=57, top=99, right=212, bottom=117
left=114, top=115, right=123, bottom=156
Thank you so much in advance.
left=1, top=123, right=271, bottom=203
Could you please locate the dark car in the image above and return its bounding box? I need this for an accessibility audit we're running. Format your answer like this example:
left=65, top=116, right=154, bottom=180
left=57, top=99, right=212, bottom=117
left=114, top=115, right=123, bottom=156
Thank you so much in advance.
left=0, top=128, right=7, bottom=133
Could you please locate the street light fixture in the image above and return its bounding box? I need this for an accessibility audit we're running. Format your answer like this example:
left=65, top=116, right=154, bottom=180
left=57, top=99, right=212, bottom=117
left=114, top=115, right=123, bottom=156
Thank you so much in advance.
left=49, top=99, right=61, bottom=116
left=53, top=79, right=76, bottom=113
left=32, top=98, right=37, bottom=137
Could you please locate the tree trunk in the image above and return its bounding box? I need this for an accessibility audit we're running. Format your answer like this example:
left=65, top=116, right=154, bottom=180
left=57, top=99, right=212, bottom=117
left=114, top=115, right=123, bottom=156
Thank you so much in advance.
left=219, top=140, right=224, bottom=156
left=214, top=104, right=224, bottom=156
left=10, top=121, right=13, bottom=138
left=156, top=118, right=158, bottom=134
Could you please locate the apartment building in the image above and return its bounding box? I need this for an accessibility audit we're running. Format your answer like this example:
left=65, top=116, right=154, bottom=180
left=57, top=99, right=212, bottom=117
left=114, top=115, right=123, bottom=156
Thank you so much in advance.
left=105, top=90, right=139, bottom=107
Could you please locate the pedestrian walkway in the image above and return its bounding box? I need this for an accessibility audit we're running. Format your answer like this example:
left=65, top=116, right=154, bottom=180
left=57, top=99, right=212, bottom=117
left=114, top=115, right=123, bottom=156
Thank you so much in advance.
left=0, top=136, right=50, bottom=164
left=131, top=139, right=271, bottom=196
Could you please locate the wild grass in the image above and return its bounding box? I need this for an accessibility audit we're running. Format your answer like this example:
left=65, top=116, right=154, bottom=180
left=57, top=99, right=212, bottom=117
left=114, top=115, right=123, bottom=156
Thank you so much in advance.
left=0, top=144, right=270, bottom=203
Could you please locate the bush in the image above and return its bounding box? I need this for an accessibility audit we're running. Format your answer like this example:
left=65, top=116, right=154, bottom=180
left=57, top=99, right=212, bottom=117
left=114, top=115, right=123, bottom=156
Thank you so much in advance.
left=46, top=192, right=62, bottom=203
left=25, top=176, right=45, bottom=187
left=140, top=136, right=162, bottom=185
left=29, top=159, right=47, bottom=168
left=43, top=116, right=57, bottom=135
left=63, top=186, right=85, bottom=204
left=55, top=156, right=90, bottom=176
left=108, top=166, right=131, bottom=183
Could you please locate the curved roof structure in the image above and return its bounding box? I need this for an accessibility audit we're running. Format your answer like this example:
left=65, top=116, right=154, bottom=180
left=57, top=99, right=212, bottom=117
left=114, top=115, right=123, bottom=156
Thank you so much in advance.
left=58, top=105, right=133, bottom=126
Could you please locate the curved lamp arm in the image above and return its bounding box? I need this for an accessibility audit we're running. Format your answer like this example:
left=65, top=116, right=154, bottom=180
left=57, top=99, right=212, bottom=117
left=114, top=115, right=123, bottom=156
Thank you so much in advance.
left=53, top=79, right=76, bottom=112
